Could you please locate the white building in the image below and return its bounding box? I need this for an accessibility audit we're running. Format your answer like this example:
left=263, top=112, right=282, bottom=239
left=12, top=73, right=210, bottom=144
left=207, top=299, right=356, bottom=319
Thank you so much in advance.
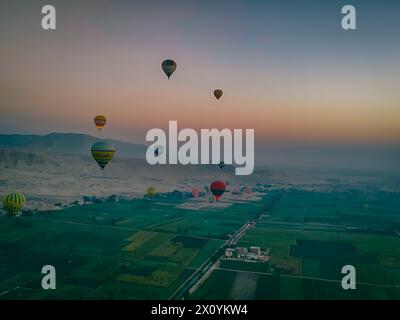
left=225, top=248, right=235, bottom=258
left=236, top=247, right=248, bottom=258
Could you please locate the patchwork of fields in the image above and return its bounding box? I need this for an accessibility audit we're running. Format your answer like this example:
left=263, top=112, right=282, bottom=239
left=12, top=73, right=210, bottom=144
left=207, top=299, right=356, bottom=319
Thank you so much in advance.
left=189, top=189, right=400, bottom=300
left=189, top=269, right=400, bottom=300
left=1, top=188, right=399, bottom=300
left=0, top=193, right=274, bottom=299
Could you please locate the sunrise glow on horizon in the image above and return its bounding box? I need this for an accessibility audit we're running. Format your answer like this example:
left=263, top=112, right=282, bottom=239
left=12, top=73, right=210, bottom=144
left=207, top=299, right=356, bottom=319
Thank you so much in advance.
left=0, top=0, right=399, bottom=146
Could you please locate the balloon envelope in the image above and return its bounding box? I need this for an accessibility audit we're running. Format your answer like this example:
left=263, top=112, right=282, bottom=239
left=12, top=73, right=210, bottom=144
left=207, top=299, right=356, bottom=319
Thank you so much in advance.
left=91, top=141, right=116, bottom=170
left=147, top=186, right=157, bottom=197
left=210, top=181, right=226, bottom=200
left=214, top=89, right=223, bottom=100
left=3, top=192, right=25, bottom=216
left=162, top=59, right=177, bottom=79
left=94, top=115, right=106, bottom=131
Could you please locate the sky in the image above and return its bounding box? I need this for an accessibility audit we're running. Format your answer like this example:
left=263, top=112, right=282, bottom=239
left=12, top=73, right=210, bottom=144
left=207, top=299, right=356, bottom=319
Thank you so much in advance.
left=0, top=0, right=399, bottom=170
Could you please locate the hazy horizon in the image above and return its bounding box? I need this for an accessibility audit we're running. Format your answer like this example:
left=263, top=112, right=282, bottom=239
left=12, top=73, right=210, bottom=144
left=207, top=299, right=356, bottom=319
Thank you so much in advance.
left=1, top=130, right=399, bottom=174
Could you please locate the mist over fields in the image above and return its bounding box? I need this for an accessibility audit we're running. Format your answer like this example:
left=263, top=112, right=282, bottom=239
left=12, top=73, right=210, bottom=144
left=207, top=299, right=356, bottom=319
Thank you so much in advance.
left=1, top=132, right=399, bottom=172
left=255, top=140, right=400, bottom=174
left=0, top=132, right=398, bottom=211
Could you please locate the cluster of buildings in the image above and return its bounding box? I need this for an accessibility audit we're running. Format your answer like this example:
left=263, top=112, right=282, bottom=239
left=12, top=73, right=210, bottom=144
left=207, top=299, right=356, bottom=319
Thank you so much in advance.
left=224, top=246, right=270, bottom=262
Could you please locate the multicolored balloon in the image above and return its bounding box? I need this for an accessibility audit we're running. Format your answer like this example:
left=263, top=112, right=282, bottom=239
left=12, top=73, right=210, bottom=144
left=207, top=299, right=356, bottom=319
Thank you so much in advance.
left=214, top=89, right=223, bottom=100
left=162, top=59, right=177, bottom=79
left=91, top=141, right=116, bottom=170
left=147, top=186, right=157, bottom=197
left=210, top=181, right=226, bottom=200
left=3, top=192, right=25, bottom=216
left=94, top=115, right=107, bottom=131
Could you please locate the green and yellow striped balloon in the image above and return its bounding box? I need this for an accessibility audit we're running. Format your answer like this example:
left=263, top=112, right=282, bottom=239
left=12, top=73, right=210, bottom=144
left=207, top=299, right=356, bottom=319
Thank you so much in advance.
left=3, top=192, right=25, bottom=216
left=91, top=141, right=116, bottom=170
left=147, top=186, right=157, bottom=197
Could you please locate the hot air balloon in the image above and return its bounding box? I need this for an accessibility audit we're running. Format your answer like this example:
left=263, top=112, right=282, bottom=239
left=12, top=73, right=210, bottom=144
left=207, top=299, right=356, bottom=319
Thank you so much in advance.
left=192, top=188, right=199, bottom=198
left=162, top=59, right=177, bottom=79
left=94, top=115, right=107, bottom=131
left=210, top=181, right=226, bottom=200
left=91, top=141, right=116, bottom=170
left=218, top=161, right=225, bottom=169
left=3, top=192, right=25, bottom=216
left=214, top=89, right=223, bottom=100
left=147, top=186, right=157, bottom=197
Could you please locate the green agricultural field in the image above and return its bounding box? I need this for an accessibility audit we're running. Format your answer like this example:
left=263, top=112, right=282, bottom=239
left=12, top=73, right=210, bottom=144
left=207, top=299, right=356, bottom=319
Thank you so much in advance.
left=189, top=269, right=237, bottom=299
left=267, top=189, right=400, bottom=230
left=254, top=273, right=281, bottom=299
left=1, top=189, right=399, bottom=300
left=220, top=260, right=270, bottom=273
left=0, top=194, right=273, bottom=299
left=190, top=269, right=400, bottom=300
left=188, top=239, right=224, bottom=268
left=239, top=225, right=400, bottom=285
left=237, top=226, right=301, bottom=274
